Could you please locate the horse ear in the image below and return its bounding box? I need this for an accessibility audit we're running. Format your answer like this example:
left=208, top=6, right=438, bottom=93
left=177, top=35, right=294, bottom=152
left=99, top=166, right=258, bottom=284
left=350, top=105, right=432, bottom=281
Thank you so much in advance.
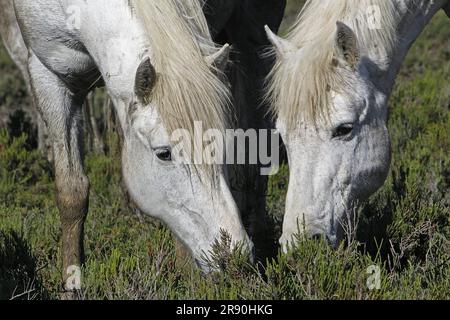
left=265, top=25, right=296, bottom=58
left=335, top=21, right=360, bottom=69
left=135, top=57, right=157, bottom=103
left=205, top=43, right=230, bottom=73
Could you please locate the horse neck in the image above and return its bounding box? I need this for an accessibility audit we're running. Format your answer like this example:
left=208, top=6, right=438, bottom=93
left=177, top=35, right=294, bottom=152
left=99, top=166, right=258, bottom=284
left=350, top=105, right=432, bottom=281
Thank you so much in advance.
left=373, top=0, right=447, bottom=95
left=76, top=1, right=147, bottom=131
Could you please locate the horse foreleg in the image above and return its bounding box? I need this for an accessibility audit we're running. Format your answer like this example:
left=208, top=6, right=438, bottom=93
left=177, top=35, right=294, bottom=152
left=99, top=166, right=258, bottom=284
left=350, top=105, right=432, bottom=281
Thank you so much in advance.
left=36, top=111, right=52, bottom=162
left=28, top=55, right=89, bottom=298
left=85, top=92, right=105, bottom=155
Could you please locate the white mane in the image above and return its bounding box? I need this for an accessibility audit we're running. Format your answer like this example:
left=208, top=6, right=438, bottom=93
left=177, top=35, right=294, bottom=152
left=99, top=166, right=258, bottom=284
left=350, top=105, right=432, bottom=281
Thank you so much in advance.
left=267, top=0, right=400, bottom=128
left=131, top=0, right=231, bottom=173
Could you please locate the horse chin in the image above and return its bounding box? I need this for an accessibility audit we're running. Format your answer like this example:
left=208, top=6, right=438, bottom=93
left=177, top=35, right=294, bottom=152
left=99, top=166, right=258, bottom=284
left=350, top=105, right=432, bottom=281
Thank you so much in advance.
left=280, top=230, right=342, bottom=252
left=280, top=210, right=349, bottom=252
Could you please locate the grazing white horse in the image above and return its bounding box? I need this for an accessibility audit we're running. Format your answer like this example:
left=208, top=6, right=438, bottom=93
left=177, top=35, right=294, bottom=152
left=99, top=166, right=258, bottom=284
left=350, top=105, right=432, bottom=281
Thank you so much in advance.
left=265, top=0, right=450, bottom=248
left=12, top=0, right=252, bottom=291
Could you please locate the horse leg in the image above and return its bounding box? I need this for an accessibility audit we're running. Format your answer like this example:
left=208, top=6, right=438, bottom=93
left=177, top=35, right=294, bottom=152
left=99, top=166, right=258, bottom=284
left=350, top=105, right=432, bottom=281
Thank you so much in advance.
left=28, top=55, right=89, bottom=297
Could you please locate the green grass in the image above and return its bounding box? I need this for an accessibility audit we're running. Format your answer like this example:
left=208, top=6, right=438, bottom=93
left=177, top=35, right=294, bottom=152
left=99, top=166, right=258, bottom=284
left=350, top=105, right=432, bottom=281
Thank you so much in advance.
left=0, top=8, right=449, bottom=300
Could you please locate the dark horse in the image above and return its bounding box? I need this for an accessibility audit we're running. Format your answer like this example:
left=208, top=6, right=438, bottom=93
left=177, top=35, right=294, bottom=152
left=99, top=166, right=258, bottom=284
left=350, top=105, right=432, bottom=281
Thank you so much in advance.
left=204, top=0, right=286, bottom=260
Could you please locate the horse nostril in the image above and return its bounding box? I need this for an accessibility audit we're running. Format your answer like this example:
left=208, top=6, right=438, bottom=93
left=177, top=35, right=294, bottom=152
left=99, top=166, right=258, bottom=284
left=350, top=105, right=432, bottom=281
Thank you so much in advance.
left=311, top=233, right=335, bottom=246
left=311, top=233, right=323, bottom=240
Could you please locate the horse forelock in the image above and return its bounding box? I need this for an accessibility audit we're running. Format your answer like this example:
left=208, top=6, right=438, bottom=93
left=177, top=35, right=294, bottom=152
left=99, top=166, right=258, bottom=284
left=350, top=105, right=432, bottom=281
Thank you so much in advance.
left=267, top=0, right=399, bottom=129
left=131, top=0, right=231, bottom=178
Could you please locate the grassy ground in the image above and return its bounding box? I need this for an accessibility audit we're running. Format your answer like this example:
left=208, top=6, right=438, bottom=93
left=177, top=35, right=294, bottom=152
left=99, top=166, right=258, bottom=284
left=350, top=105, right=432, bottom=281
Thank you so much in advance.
left=0, top=5, right=449, bottom=300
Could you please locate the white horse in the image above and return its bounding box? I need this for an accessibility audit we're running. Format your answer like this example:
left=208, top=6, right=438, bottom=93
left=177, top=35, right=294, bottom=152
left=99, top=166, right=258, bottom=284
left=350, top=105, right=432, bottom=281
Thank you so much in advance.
left=12, top=0, right=252, bottom=291
left=265, top=0, right=449, bottom=248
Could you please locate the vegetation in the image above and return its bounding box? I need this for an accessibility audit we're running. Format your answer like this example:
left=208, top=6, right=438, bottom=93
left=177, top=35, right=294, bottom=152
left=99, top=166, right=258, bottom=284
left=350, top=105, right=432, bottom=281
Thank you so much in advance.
left=0, top=2, right=448, bottom=300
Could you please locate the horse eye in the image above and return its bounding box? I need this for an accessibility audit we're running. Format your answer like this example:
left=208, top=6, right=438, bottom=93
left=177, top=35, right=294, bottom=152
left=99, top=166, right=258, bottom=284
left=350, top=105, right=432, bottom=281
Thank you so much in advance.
left=155, top=148, right=172, bottom=162
left=332, top=123, right=354, bottom=138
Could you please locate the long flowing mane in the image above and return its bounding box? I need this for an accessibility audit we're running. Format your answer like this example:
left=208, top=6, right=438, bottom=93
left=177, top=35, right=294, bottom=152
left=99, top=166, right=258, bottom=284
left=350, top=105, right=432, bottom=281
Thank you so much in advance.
left=267, top=0, right=400, bottom=128
left=131, top=0, right=230, bottom=169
